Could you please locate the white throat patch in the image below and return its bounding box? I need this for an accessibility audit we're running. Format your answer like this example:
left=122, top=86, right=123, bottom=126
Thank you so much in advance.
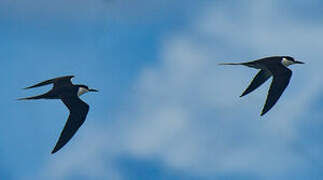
left=281, top=57, right=294, bottom=67
left=78, top=87, right=89, bottom=96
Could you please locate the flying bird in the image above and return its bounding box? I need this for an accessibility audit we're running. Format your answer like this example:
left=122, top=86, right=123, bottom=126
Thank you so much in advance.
left=18, top=75, right=98, bottom=154
left=219, top=56, right=304, bottom=116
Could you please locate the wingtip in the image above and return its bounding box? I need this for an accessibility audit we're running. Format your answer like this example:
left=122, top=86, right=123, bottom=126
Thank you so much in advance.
left=23, top=85, right=37, bottom=90
left=17, top=97, right=35, bottom=100
left=51, top=147, right=59, bottom=154
left=55, top=75, right=75, bottom=79
left=260, top=110, right=267, bottom=116
left=17, top=97, right=30, bottom=100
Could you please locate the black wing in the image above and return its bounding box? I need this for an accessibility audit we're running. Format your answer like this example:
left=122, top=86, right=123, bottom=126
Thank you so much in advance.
left=240, top=69, right=272, bottom=97
left=51, top=97, right=89, bottom=154
left=24, top=75, right=74, bottom=89
left=261, top=66, right=292, bottom=116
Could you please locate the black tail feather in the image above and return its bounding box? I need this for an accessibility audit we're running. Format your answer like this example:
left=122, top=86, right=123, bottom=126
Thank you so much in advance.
left=17, top=92, right=55, bottom=100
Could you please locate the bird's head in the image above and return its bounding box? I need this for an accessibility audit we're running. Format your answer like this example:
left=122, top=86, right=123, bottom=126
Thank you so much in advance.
left=77, top=85, right=98, bottom=96
left=281, top=56, right=304, bottom=67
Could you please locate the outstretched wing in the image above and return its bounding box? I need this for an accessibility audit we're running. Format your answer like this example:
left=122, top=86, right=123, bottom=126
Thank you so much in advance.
left=261, top=66, right=292, bottom=116
left=51, top=97, right=89, bottom=154
left=24, top=75, right=74, bottom=89
left=240, top=70, right=272, bottom=97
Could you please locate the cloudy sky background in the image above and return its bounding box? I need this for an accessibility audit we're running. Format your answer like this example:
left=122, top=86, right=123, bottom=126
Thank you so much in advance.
left=2, top=0, right=323, bottom=179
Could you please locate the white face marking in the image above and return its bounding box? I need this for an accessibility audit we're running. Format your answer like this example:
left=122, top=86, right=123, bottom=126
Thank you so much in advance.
left=281, top=57, right=294, bottom=67
left=78, top=87, right=89, bottom=96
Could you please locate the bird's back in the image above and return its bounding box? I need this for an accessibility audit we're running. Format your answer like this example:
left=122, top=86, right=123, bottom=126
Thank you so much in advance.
left=51, top=84, right=78, bottom=99
left=254, top=56, right=282, bottom=65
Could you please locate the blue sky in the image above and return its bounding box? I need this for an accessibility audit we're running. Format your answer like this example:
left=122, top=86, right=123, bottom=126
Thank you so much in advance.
left=2, top=0, right=323, bottom=179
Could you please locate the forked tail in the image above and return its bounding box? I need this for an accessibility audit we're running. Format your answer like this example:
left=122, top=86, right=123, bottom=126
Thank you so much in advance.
left=17, top=92, right=55, bottom=100
left=218, top=62, right=244, bottom=65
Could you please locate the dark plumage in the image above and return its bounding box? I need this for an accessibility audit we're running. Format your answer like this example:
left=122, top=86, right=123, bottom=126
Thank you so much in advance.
left=220, top=56, right=304, bottom=116
left=18, top=75, right=98, bottom=154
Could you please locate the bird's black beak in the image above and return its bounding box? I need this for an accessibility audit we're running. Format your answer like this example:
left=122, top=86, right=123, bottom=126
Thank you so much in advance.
left=295, top=61, right=305, bottom=64
left=89, top=88, right=98, bottom=92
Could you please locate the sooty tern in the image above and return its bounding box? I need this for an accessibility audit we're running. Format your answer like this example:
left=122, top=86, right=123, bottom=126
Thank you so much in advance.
left=220, top=56, right=304, bottom=116
left=18, top=75, right=98, bottom=154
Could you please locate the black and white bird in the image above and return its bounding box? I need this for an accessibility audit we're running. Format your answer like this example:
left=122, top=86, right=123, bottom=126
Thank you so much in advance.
left=18, top=75, right=98, bottom=154
left=220, top=56, right=304, bottom=116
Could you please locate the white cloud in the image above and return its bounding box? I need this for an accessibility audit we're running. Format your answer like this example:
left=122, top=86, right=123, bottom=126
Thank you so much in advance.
left=34, top=0, right=323, bottom=179
left=34, top=124, right=124, bottom=180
